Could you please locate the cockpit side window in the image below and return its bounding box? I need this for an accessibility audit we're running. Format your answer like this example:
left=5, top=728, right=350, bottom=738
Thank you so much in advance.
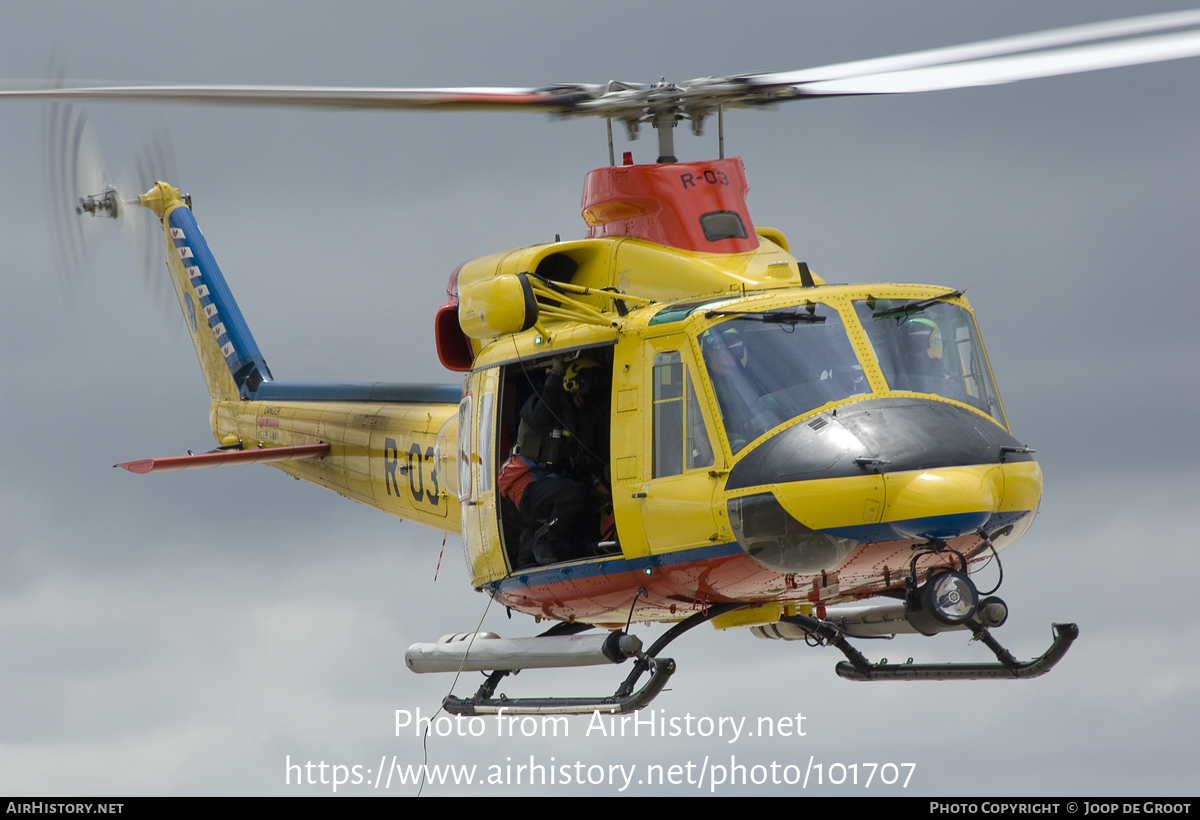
left=653, top=351, right=714, bottom=477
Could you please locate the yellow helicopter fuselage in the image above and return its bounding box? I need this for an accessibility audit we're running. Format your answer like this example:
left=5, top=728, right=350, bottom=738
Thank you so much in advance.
left=146, top=157, right=1040, bottom=629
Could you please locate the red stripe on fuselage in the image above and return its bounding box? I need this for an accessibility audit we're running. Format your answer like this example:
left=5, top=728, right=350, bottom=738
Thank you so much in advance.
left=491, top=530, right=994, bottom=623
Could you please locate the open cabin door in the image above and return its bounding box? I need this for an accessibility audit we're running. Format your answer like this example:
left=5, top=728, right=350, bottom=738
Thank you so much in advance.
left=492, top=345, right=618, bottom=571
left=459, top=367, right=508, bottom=586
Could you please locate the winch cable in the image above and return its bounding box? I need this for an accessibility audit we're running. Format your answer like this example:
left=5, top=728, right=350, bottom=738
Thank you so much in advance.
left=417, top=592, right=495, bottom=797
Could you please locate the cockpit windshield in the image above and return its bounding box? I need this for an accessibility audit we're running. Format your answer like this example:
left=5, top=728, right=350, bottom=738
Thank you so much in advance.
left=698, top=304, right=868, bottom=453
left=853, top=299, right=1005, bottom=425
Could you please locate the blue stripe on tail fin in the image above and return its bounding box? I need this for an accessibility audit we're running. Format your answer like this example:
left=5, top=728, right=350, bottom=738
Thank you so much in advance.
left=167, top=207, right=273, bottom=397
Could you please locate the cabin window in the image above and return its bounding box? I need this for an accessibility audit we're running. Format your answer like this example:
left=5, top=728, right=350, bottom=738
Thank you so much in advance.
left=477, top=392, right=494, bottom=493
left=455, top=396, right=472, bottom=501
left=653, top=351, right=714, bottom=477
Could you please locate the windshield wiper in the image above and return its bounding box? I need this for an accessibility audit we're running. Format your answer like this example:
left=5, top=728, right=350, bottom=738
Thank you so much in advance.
left=704, top=308, right=826, bottom=324
left=871, top=290, right=965, bottom=318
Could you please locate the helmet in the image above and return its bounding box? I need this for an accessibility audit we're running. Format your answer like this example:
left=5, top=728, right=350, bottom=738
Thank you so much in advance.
left=563, top=358, right=602, bottom=395
left=702, top=326, right=745, bottom=365
left=905, top=317, right=944, bottom=360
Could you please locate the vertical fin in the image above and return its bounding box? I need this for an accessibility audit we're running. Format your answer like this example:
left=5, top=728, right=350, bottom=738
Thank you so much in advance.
left=142, top=183, right=273, bottom=401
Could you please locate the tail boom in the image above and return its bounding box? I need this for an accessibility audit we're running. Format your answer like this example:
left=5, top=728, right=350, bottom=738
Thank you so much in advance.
left=209, top=395, right=461, bottom=535
left=138, top=182, right=463, bottom=534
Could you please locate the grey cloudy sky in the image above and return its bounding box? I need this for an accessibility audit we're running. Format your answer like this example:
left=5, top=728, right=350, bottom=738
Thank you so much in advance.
left=0, top=0, right=1197, bottom=796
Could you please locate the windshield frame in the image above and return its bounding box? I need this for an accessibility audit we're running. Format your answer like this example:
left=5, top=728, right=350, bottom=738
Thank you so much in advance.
left=664, top=288, right=1010, bottom=458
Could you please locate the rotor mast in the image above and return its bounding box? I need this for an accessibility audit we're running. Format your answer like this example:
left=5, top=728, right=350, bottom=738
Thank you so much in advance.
left=601, top=78, right=722, bottom=165
left=653, top=107, right=677, bottom=164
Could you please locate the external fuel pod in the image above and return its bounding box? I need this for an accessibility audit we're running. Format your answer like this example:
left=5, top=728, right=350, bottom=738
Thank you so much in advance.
left=405, top=630, right=641, bottom=673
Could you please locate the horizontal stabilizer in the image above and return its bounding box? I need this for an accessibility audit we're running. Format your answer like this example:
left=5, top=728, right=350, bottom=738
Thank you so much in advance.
left=116, top=443, right=329, bottom=474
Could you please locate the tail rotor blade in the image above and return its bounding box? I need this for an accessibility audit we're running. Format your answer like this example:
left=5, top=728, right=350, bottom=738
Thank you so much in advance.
left=120, top=122, right=179, bottom=302
left=44, top=97, right=184, bottom=326
left=44, top=100, right=112, bottom=283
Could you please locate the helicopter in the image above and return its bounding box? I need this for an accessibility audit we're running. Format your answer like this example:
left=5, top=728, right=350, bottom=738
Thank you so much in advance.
left=7, top=8, right=1200, bottom=720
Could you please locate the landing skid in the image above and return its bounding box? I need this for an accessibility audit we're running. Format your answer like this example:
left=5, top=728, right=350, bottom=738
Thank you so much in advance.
left=443, top=604, right=743, bottom=716
left=783, top=614, right=1079, bottom=681
left=438, top=602, right=1076, bottom=715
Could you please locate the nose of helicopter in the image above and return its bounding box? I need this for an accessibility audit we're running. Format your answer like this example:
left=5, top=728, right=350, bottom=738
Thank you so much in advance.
left=875, top=466, right=1001, bottom=540
left=724, top=397, right=1041, bottom=574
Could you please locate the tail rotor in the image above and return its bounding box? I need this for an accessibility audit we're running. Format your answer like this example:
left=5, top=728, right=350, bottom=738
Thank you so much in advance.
left=44, top=98, right=182, bottom=312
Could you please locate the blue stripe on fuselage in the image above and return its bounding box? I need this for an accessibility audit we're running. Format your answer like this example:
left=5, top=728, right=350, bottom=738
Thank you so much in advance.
left=823, top=509, right=1031, bottom=542
left=487, top=541, right=744, bottom=595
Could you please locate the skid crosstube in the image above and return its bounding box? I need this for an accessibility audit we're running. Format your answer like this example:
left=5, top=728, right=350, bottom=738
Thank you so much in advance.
left=444, top=656, right=676, bottom=716
left=442, top=604, right=744, bottom=716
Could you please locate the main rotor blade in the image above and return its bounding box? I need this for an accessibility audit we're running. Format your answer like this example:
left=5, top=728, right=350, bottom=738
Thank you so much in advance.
left=0, top=83, right=589, bottom=111
left=784, top=27, right=1200, bottom=97
left=3, top=10, right=1200, bottom=119
left=743, top=8, right=1200, bottom=87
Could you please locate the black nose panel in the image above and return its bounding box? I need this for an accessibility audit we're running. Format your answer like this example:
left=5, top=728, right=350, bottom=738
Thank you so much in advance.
left=725, top=397, right=1031, bottom=491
